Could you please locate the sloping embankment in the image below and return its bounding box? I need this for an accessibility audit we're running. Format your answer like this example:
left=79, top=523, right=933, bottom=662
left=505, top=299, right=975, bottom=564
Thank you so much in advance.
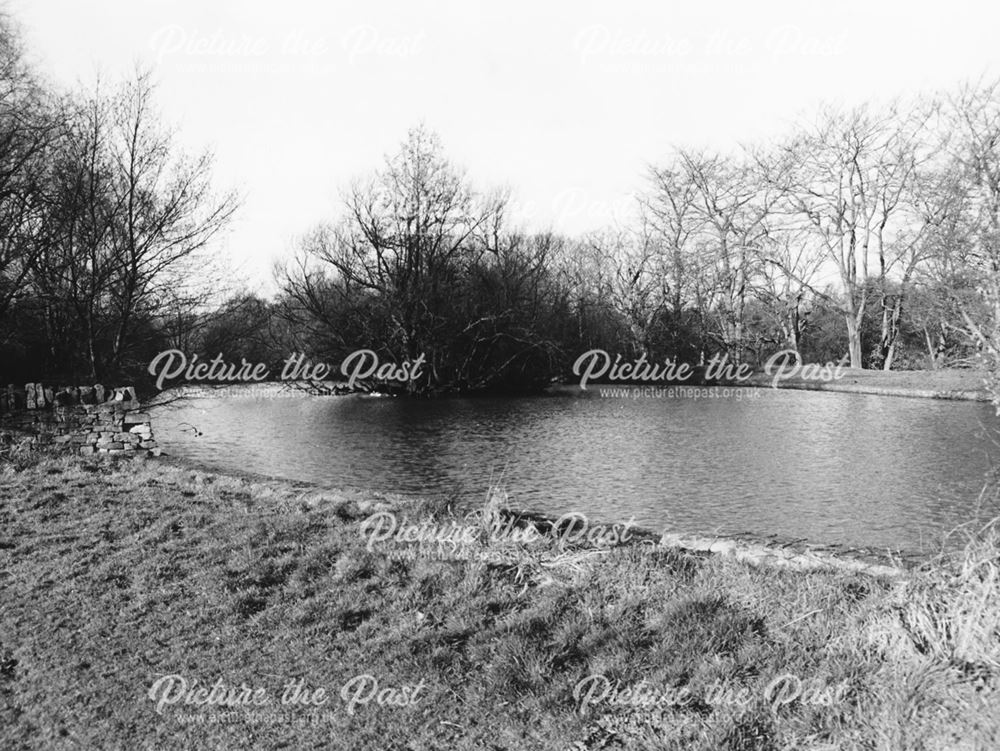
left=737, top=368, right=990, bottom=401
left=550, top=368, right=991, bottom=401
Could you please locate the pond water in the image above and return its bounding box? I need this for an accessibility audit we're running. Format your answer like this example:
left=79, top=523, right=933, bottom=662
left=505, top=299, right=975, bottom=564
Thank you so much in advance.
left=152, top=386, right=1000, bottom=553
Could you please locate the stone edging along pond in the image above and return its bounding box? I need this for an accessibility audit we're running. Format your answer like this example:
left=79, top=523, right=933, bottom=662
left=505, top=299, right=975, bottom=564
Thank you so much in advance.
left=656, top=531, right=912, bottom=580
left=504, top=508, right=915, bottom=580
left=492, top=510, right=914, bottom=582
left=145, top=452, right=917, bottom=582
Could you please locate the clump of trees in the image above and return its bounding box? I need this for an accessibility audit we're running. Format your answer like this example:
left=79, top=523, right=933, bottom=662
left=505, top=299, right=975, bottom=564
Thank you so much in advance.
left=0, top=13, right=237, bottom=387
left=630, top=92, right=1000, bottom=374
left=270, top=86, right=1000, bottom=394
left=274, top=128, right=580, bottom=393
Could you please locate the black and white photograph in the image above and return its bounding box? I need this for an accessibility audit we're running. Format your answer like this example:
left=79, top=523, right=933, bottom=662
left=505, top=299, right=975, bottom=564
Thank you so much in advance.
left=3, top=1, right=1000, bottom=748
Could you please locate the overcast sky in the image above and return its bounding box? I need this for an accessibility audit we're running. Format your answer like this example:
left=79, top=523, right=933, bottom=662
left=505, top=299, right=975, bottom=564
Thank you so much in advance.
left=12, top=0, right=1000, bottom=293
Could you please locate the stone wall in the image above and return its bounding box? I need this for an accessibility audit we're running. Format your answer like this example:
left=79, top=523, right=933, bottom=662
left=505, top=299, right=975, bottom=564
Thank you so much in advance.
left=0, top=383, right=159, bottom=457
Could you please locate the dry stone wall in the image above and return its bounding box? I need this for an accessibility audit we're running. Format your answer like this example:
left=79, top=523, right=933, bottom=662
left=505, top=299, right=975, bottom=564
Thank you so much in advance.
left=0, top=383, right=159, bottom=457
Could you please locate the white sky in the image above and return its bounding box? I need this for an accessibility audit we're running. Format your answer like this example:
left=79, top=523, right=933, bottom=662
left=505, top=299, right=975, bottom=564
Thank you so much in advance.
left=12, top=0, right=1000, bottom=295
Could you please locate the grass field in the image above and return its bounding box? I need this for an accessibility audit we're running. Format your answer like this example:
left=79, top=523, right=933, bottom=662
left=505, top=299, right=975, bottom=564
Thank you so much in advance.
left=2, top=450, right=1000, bottom=749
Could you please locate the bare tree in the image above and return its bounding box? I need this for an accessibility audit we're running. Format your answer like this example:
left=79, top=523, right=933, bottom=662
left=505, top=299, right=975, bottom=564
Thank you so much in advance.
left=641, top=162, right=702, bottom=319
left=32, top=86, right=118, bottom=376
left=941, top=79, right=1000, bottom=396
left=103, top=72, right=238, bottom=372
left=283, top=126, right=522, bottom=390
left=0, top=13, right=58, bottom=330
left=25, top=72, right=238, bottom=378
left=753, top=223, right=825, bottom=354
left=677, top=150, right=775, bottom=362
left=771, top=102, right=925, bottom=368
left=578, top=225, right=666, bottom=355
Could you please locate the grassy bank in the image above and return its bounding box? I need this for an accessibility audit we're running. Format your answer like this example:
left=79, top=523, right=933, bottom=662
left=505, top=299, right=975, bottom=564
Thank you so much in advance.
left=2, top=451, right=999, bottom=749
left=551, top=367, right=991, bottom=401
left=739, top=367, right=990, bottom=401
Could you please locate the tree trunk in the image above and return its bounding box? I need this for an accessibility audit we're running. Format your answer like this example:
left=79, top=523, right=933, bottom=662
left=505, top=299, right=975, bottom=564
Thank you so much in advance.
left=923, top=327, right=939, bottom=369
left=883, top=340, right=898, bottom=371
left=844, top=313, right=863, bottom=368
left=879, top=294, right=904, bottom=371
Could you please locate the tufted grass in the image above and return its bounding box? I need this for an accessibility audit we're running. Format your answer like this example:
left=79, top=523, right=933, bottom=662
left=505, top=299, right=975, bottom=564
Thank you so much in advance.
left=1, top=451, right=999, bottom=749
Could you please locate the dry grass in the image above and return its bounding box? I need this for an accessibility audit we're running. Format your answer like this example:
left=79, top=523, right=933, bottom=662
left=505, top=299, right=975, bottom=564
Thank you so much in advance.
left=895, top=525, right=1000, bottom=671
left=1, top=451, right=999, bottom=749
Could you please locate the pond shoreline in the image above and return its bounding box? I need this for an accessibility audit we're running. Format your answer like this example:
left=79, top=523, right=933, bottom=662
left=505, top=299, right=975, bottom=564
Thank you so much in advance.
left=153, top=449, right=921, bottom=577
left=549, top=367, right=992, bottom=402
left=150, top=381, right=996, bottom=555
left=736, top=368, right=991, bottom=401
left=147, top=366, right=992, bottom=402
left=2, top=450, right=998, bottom=747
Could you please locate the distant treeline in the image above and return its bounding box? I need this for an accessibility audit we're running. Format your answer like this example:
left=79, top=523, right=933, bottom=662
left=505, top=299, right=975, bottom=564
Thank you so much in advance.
left=3, top=10, right=1000, bottom=396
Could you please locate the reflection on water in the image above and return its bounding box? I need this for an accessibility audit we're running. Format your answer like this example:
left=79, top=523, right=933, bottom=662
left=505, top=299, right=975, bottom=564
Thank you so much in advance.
left=153, top=387, right=1000, bottom=552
